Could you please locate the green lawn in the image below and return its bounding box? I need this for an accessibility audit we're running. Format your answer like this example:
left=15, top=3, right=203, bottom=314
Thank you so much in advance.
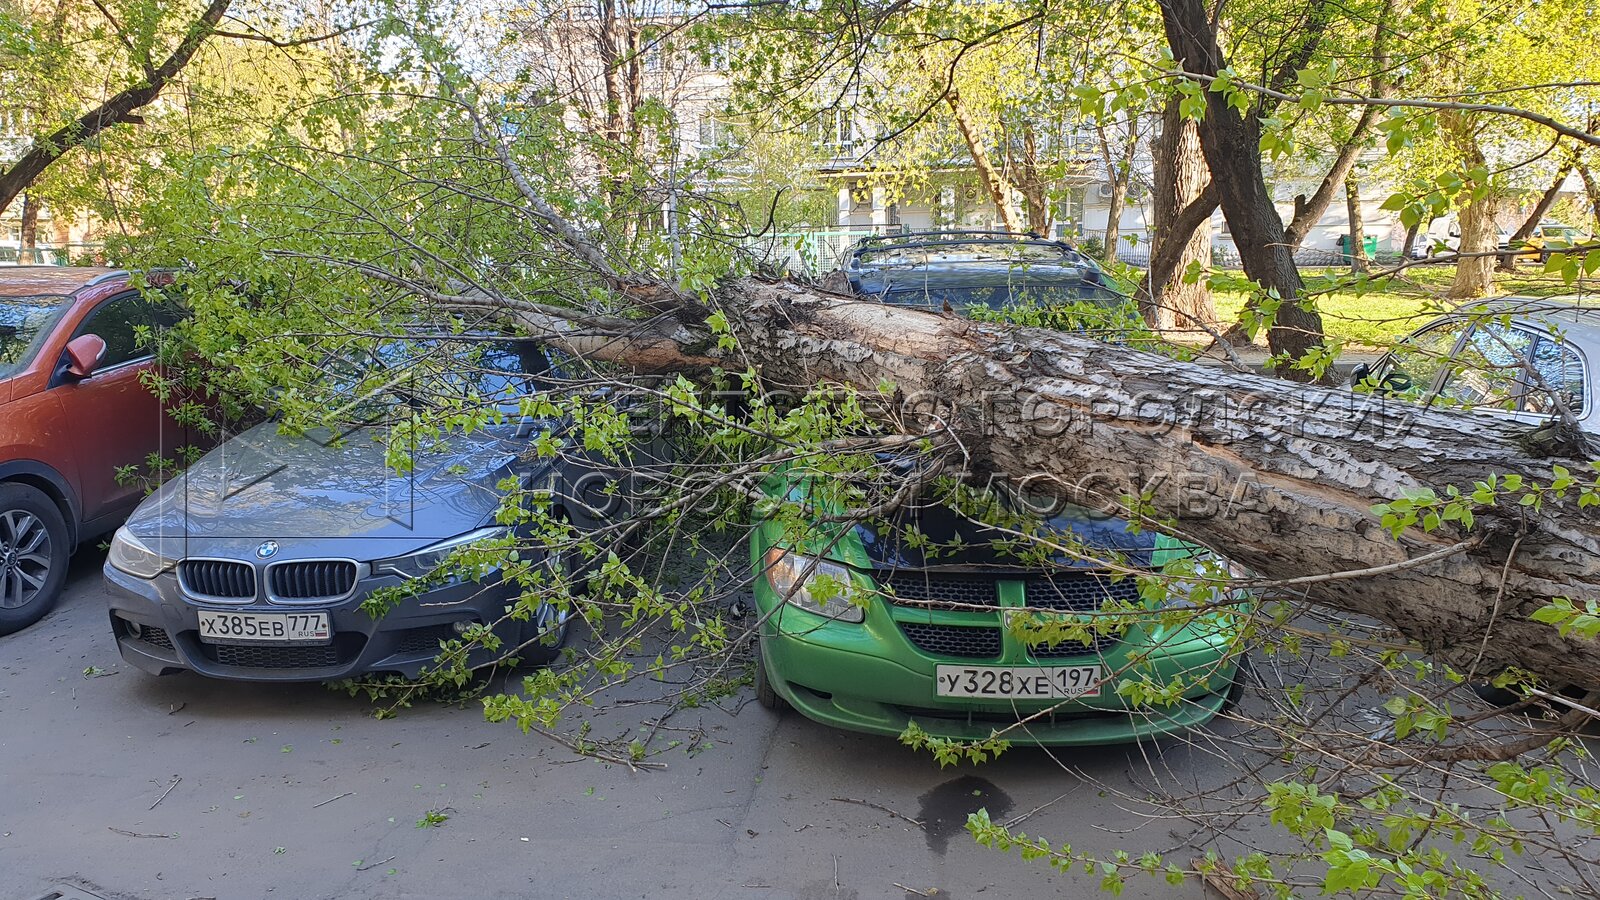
left=1208, top=263, right=1593, bottom=349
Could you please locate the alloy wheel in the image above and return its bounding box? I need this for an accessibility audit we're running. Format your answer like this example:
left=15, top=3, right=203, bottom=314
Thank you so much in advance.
left=0, top=509, right=52, bottom=611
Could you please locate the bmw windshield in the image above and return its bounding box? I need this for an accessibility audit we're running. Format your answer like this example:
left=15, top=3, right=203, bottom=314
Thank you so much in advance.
left=320, top=336, right=553, bottom=420
left=0, top=295, right=70, bottom=380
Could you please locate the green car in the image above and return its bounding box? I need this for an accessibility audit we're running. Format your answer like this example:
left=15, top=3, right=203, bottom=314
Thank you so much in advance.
left=749, top=481, right=1248, bottom=747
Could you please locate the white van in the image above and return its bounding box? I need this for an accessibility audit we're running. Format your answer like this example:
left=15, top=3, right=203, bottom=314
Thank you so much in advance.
left=1409, top=216, right=1511, bottom=259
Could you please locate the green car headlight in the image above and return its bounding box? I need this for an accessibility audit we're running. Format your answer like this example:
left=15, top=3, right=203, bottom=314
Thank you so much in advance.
left=762, top=548, right=865, bottom=623
left=1160, top=551, right=1249, bottom=609
left=373, top=527, right=509, bottom=580
left=108, top=527, right=177, bottom=579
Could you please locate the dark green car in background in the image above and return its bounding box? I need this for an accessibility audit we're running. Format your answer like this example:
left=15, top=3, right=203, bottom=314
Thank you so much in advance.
left=748, top=477, right=1249, bottom=748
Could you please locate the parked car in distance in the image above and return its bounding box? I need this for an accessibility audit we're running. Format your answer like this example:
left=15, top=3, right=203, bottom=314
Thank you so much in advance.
left=103, top=333, right=636, bottom=682
left=750, top=231, right=1247, bottom=747
left=1349, top=297, right=1595, bottom=432
left=1408, top=216, right=1512, bottom=260
left=1, top=267, right=189, bottom=635
left=1504, top=221, right=1590, bottom=263
left=838, top=230, right=1123, bottom=310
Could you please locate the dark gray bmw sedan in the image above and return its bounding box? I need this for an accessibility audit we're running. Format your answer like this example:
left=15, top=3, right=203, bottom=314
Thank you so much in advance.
left=103, top=337, right=619, bottom=681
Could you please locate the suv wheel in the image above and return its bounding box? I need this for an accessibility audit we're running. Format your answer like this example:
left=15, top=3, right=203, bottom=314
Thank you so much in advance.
left=0, top=484, right=71, bottom=635
left=515, top=540, right=576, bottom=667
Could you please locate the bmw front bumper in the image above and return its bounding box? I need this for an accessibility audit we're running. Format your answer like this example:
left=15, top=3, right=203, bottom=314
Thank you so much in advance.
left=104, top=563, right=533, bottom=681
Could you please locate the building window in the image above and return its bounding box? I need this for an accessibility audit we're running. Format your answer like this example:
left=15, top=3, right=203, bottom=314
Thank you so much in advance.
left=697, top=116, right=733, bottom=149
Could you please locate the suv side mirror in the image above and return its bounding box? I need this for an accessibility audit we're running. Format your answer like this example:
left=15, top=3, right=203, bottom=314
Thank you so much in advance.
left=1349, top=363, right=1371, bottom=385
left=63, top=334, right=107, bottom=379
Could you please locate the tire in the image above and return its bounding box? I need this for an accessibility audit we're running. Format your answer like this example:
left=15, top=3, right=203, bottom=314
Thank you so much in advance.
left=1219, top=655, right=1252, bottom=715
left=0, top=483, right=71, bottom=636
left=515, top=604, right=570, bottom=668
left=754, top=638, right=786, bottom=711
left=515, top=538, right=576, bottom=668
left=1471, top=680, right=1522, bottom=707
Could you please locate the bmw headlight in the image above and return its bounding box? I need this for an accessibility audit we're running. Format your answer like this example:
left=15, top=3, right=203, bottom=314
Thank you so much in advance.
left=373, top=527, right=510, bottom=580
left=762, top=549, right=864, bottom=623
left=108, top=527, right=177, bottom=579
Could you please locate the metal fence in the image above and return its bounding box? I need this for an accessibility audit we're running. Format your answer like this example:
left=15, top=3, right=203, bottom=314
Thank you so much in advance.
left=1113, top=243, right=1403, bottom=271
left=0, top=243, right=105, bottom=266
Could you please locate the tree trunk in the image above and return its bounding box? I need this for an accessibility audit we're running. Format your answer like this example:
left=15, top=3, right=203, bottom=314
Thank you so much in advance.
left=1500, top=159, right=1574, bottom=270
left=1443, top=113, right=1498, bottom=299
left=1018, top=122, right=1052, bottom=235
left=1156, top=0, right=1324, bottom=374
left=1450, top=196, right=1499, bottom=298
left=1097, top=122, right=1138, bottom=264
left=1578, top=161, right=1600, bottom=232
left=18, top=194, right=39, bottom=265
left=1345, top=172, right=1369, bottom=274
left=0, top=0, right=232, bottom=216
left=1102, top=178, right=1127, bottom=265
left=466, top=277, right=1600, bottom=687
left=1401, top=222, right=1420, bottom=259
left=946, top=87, right=1024, bottom=234
left=1141, top=99, right=1216, bottom=335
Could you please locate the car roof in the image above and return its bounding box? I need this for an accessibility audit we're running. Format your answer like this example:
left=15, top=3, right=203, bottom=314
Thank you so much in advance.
left=0, top=266, right=127, bottom=298
left=1449, top=295, right=1600, bottom=346
left=847, top=230, right=1078, bottom=261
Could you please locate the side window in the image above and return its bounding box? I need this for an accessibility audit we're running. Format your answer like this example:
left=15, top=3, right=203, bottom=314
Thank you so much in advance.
left=1523, top=337, right=1586, bottom=416
left=1371, top=319, right=1469, bottom=401
left=74, top=293, right=177, bottom=369
left=1436, top=324, right=1533, bottom=412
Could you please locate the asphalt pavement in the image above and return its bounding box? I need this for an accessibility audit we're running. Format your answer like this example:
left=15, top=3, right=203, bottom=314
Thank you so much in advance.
left=1, top=549, right=1233, bottom=900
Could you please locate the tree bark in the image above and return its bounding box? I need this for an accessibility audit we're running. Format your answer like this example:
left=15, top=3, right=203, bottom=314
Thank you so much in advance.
left=1401, top=222, right=1420, bottom=259
left=463, top=277, right=1600, bottom=687
left=1017, top=121, right=1052, bottom=235
left=1102, top=177, right=1127, bottom=265
left=946, top=87, right=1024, bottom=234
left=1443, top=113, right=1499, bottom=299
left=1345, top=172, right=1369, bottom=273
left=1141, top=99, right=1216, bottom=334
left=1450, top=195, right=1499, bottom=298
left=18, top=194, right=39, bottom=265
left=0, top=0, right=233, bottom=217
left=1500, top=159, right=1574, bottom=270
left=1097, top=122, right=1138, bottom=264
left=1156, top=0, right=1324, bottom=374
left=1578, top=160, right=1600, bottom=232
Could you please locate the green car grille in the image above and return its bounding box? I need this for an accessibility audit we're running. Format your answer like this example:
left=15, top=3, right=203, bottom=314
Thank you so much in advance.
left=880, top=569, right=1138, bottom=659
left=900, top=622, right=1004, bottom=659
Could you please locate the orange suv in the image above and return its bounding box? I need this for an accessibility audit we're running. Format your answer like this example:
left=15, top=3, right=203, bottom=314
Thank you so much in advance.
left=1, top=267, right=188, bottom=634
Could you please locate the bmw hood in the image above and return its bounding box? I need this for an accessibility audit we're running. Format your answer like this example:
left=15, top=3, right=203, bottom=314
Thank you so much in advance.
left=123, top=420, right=545, bottom=562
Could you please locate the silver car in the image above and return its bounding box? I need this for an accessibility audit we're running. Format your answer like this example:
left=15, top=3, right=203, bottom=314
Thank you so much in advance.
left=104, top=336, right=626, bottom=681
left=1351, top=296, right=1596, bottom=432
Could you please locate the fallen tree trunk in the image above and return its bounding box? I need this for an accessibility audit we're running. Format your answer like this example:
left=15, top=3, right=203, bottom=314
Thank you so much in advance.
left=465, top=277, right=1600, bottom=686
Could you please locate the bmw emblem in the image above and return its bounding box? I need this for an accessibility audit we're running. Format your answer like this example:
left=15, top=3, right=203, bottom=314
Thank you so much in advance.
left=256, top=541, right=280, bottom=559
